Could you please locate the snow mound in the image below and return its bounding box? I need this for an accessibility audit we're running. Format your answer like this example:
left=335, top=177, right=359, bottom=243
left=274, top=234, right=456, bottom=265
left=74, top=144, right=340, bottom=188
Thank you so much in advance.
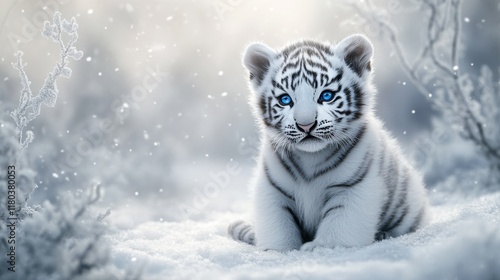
left=109, top=192, right=500, bottom=280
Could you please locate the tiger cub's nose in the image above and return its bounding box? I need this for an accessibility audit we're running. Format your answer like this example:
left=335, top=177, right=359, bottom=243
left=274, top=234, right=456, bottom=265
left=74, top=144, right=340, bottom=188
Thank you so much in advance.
left=296, top=121, right=317, bottom=133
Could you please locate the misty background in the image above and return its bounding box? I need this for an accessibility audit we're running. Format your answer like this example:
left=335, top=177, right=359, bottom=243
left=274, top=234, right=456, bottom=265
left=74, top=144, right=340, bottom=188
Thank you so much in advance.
left=0, top=0, right=498, bottom=229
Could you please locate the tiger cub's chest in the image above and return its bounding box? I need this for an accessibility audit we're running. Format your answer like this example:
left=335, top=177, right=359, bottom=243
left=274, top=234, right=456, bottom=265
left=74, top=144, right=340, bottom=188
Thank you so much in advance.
left=285, top=150, right=356, bottom=232
left=293, top=181, right=326, bottom=233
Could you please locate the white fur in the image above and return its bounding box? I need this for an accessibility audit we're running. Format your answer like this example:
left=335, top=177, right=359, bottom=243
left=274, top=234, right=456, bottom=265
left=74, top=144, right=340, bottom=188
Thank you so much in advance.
left=253, top=116, right=429, bottom=251
left=238, top=35, right=429, bottom=251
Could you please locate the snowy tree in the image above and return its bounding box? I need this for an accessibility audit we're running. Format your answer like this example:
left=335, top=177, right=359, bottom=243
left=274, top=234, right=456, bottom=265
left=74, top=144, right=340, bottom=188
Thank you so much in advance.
left=0, top=12, right=125, bottom=279
left=348, top=0, right=500, bottom=184
left=0, top=121, right=38, bottom=222
left=0, top=184, right=120, bottom=280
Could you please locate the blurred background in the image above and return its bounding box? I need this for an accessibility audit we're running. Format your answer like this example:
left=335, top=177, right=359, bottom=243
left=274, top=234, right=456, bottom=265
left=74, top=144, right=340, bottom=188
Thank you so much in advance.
left=0, top=0, right=498, bottom=229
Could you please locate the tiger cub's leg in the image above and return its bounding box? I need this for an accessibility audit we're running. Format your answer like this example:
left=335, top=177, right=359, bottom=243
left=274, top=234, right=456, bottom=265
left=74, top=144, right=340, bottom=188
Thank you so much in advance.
left=253, top=174, right=302, bottom=251
left=301, top=185, right=379, bottom=250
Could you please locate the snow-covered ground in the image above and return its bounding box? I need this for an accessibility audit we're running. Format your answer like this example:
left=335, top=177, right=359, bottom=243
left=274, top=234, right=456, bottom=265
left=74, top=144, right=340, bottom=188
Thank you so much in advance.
left=1, top=2, right=498, bottom=280
left=109, top=184, right=500, bottom=280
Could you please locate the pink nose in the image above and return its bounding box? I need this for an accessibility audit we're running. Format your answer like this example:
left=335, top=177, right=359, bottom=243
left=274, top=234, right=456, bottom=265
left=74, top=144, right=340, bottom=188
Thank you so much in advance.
left=297, top=121, right=316, bottom=133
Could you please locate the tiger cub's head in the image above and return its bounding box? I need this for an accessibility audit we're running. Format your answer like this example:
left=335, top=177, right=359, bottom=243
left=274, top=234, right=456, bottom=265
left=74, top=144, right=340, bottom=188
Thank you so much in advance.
left=243, top=34, right=375, bottom=153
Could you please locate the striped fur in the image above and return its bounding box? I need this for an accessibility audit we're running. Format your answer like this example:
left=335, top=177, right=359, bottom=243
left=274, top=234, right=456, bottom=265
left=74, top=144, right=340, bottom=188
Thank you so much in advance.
left=228, top=35, right=429, bottom=251
left=228, top=220, right=255, bottom=245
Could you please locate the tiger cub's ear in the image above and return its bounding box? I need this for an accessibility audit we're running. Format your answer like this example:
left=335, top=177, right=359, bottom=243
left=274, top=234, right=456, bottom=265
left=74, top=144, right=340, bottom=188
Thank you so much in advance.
left=336, top=34, right=373, bottom=77
left=243, top=43, right=276, bottom=87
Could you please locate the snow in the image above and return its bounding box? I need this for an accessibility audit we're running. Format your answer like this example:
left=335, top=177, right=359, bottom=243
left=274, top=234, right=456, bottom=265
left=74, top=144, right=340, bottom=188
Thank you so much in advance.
left=1, top=2, right=498, bottom=279
left=109, top=190, right=500, bottom=279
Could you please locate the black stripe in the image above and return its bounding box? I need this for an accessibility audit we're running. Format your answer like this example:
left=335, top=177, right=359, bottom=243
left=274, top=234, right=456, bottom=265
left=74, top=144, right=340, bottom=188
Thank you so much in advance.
left=304, top=41, right=332, bottom=55
left=376, top=140, right=388, bottom=223
left=316, top=48, right=333, bottom=68
left=266, top=96, right=273, bottom=119
left=385, top=206, right=408, bottom=232
left=332, top=95, right=342, bottom=103
left=320, top=74, right=328, bottom=87
left=322, top=190, right=345, bottom=208
left=288, top=48, right=302, bottom=60
left=290, top=69, right=301, bottom=91
left=408, top=208, right=425, bottom=232
left=305, top=58, right=328, bottom=72
left=273, top=80, right=286, bottom=92
left=247, top=233, right=255, bottom=245
left=375, top=231, right=388, bottom=241
left=325, top=152, right=372, bottom=189
left=264, top=165, right=294, bottom=201
left=271, top=106, right=279, bottom=115
left=304, top=47, right=321, bottom=57
left=276, top=117, right=284, bottom=128
left=302, top=72, right=317, bottom=89
left=238, top=225, right=248, bottom=240
left=281, top=77, right=289, bottom=89
left=322, top=205, right=344, bottom=219
left=228, top=220, right=244, bottom=236
left=258, top=94, right=267, bottom=116
left=302, top=62, right=318, bottom=88
left=392, top=171, right=410, bottom=213
left=379, top=169, right=409, bottom=232
left=378, top=155, right=399, bottom=224
left=271, top=89, right=278, bottom=98
left=284, top=206, right=301, bottom=228
left=344, top=87, right=352, bottom=109
left=336, top=108, right=352, bottom=116
left=229, top=221, right=255, bottom=245
left=283, top=206, right=311, bottom=242
left=261, top=96, right=272, bottom=127
left=282, top=59, right=301, bottom=74
left=239, top=225, right=252, bottom=241
left=277, top=153, right=299, bottom=181
left=378, top=138, right=387, bottom=176
left=288, top=153, right=309, bottom=181
left=329, top=109, right=340, bottom=119
left=325, top=68, right=343, bottom=86
left=314, top=125, right=366, bottom=178
left=322, top=144, right=342, bottom=163
left=351, top=83, right=365, bottom=120
left=280, top=40, right=333, bottom=63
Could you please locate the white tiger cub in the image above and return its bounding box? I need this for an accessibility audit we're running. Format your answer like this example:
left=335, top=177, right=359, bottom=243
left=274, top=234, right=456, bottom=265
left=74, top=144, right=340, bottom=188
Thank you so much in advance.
left=228, top=34, right=429, bottom=251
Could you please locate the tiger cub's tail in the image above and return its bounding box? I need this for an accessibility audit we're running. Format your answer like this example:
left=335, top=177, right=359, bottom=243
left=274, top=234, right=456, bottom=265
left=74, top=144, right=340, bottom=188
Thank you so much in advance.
left=228, top=220, right=255, bottom=245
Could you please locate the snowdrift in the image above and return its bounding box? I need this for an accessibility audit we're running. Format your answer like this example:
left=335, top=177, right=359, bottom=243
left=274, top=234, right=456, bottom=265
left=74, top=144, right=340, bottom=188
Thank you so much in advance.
left=110, top=191, right=500, bottom=280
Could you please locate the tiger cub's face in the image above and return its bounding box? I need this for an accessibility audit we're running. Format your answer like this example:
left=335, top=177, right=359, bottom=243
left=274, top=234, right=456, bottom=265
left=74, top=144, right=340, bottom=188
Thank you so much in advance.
left=244, top=35, right=374, bottom=153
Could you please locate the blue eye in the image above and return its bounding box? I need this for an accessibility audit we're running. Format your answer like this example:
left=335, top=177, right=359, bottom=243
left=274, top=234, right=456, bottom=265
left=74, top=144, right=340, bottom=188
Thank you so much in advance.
left=319, top=90, right=334, bottom=103
left=278, top=94, right=293, bottom=106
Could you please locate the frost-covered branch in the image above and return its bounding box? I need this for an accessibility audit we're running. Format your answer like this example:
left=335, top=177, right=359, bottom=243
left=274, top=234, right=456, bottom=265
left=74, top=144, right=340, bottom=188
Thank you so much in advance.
left=349, top=0, right=500, bottom=182
left=5, top=183, right=119, bottom=280
left=10, top=12, right=83, bottom=152
left=1, top=11, right=126, bottom=279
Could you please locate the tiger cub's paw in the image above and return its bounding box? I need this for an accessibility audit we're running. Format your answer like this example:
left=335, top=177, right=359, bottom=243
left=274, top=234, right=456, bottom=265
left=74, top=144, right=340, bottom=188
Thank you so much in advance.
left=301, top=241, right=327, bottom=251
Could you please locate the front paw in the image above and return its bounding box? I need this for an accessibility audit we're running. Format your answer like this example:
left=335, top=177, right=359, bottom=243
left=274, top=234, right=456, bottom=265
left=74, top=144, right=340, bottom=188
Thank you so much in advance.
left=301, top=241, right=322, bottom=251
left=258, top=242, right=300, bottom=252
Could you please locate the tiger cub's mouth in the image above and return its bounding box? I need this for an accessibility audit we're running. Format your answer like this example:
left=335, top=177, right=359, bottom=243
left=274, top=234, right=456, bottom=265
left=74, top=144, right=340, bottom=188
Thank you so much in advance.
left=296, top=134, right=328, bottom=152
left=300, top=134, right=320, bottom=142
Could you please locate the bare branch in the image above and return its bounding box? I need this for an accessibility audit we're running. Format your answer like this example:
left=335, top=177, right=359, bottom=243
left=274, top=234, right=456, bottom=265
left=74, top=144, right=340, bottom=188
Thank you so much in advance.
left=450, top=0, right=461, bottom=68
left=349, top=0, right=500, bottom=180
